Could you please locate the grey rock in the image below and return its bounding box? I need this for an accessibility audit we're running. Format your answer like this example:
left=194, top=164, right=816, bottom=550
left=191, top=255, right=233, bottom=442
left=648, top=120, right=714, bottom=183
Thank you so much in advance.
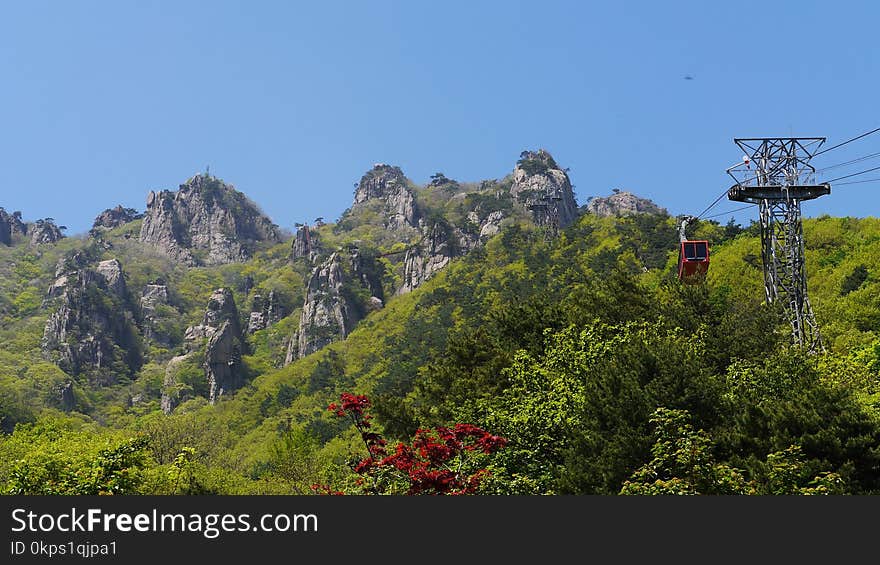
left=353, top=164, right=420, bottom=230
left=204, top=288, right=241, bottom=335
left=511, top=149, right=579, bottom=229
left=0, top=208, right=29, bottom=246
left=41, top=258, right=140, bottom=383
left=96, top=259, right=127, bottom=297
left=586, top=190, right=667, bottom=217
left=28, top=218, right=66, bottom=245
left=141, top=282, right=172, bottom=345
left=291, top=224, right=320, bottom=262
left=177, top=288, right=246, bottom=405
left=247, top=311, right=267, bottom=334
left=246, top=290, right=285, bottom=334
left=294, top=249, right=385, bottom=359
left=139, top=174, right=281, bottom=265
left=205, top=320, right=243, bottom=404
left=399, top=221, right=472, bottom=294
left=90, top=205, right=143, bottom=235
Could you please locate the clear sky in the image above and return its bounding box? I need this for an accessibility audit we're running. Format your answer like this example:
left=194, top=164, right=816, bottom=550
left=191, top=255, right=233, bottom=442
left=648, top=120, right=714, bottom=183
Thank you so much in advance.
left=1, top=0, right=878, bottom=236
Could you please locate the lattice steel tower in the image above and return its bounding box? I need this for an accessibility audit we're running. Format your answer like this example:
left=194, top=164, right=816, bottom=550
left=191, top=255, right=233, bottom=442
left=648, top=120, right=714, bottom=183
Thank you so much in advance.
left=726, top=138, right=830, bottom=352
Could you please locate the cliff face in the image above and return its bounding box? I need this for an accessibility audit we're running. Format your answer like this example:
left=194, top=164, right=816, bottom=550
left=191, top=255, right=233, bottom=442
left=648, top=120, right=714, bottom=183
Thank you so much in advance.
left=140, top=280, right=174, bottom=347
left=246, top=290, right=285, bottom=334
left=353, top=164, right=420, bottom=231
left=511, top=149, right=579, bottom=229
left=41, top=255, right=141, bottom=384
left=291, top=225, right=321, bottom=262
left=162, top=288, right=246, bottom=411
left=0, top=208, right=27, bottom=245
left=400, top=220, right=474, bottom=294
left=586, top=190, right=667, bottom=217
left=139, top=174, right=281, bottom=265
left=293, top=249, right=384, bottom=361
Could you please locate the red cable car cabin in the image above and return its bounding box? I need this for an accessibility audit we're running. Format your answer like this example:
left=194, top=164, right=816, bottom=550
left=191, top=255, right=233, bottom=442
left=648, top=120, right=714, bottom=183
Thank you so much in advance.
left=678, top=240, right=709, bottom=282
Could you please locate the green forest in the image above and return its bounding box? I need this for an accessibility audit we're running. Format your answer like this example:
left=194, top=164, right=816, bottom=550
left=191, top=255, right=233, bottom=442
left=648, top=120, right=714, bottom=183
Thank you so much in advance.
left=2, top=165, right=879, bottom=496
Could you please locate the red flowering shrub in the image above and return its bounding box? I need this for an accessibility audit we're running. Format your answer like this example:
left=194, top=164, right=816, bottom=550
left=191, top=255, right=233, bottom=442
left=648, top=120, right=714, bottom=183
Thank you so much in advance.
left=313, top=393, right=507, bottom=495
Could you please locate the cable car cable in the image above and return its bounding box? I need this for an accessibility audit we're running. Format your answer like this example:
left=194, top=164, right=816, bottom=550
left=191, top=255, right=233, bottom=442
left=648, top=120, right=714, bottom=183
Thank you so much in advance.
left=701, top=204, right=755, bottom=220
left=814, top=151, right=880, bottom=173
left=812, top=126, right=880, bottom=158
left=825, top=163, right=880, bottom=184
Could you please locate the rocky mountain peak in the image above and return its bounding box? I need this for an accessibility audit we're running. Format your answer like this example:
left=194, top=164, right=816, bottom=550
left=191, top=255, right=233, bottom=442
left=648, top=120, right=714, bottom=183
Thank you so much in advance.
left=586, top=190, right=666, bottom=217
left=0, top=208, right=27, bottom=245
left=41, top=256, right=140, bottom=384
left=352, top=164, right=420, bottom=230
left=91, top=205, right=143, bottom=235
left=139, top=174, right=281, bottom=266
left=511, top=149, right=579, bottom=229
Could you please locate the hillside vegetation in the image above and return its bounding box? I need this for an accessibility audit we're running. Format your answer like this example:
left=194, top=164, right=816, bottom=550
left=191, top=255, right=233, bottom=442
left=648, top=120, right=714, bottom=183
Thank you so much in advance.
left=2, top=163, right=879, bottom=495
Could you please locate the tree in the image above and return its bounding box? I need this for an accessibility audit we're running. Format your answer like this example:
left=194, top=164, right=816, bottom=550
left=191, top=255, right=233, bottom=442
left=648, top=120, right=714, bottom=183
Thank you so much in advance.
left=315, top=393, right=506, bottom=495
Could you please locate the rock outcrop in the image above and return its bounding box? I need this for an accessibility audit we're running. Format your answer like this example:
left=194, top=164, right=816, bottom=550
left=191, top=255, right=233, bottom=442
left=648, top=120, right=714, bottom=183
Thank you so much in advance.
left=140, top=280, right=174, bottom=346
left=205, top=320, right=244, bottom=403
left=353, top=164, right=420, bottom=230
left=511, top=150, right=579, bottom=229
left=291, top=224, right=321, bottom=262
left=179, top=288, right=246, bottom=404
left=139, top=174, right=281, bottom=265
left=586, top=190, right=667, bottom=217
left=29, top=218, right=66, bottom=245
left=400, top=220, right=472, bottom=294
left=294, top=249, right=384, bottom=360
left=91, top=205, right=143, bottom=235
left=41, top=255, right=141, bottom=383
left=0, top=208, right=27, bottom=245
left=246, top=290, right=285, bottom=334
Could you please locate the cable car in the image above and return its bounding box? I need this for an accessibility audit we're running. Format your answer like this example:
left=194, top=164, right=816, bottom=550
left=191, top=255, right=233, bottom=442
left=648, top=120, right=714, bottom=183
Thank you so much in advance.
left=678, top=239, right=710, bottom=282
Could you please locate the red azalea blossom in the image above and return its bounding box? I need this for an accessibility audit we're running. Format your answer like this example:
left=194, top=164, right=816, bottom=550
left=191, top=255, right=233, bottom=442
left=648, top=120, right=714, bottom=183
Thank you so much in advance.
left=325, top=393, right=507, bottom=495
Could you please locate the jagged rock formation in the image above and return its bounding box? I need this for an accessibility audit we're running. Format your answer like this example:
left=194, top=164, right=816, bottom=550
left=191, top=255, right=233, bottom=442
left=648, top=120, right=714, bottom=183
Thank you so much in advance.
left=41, top=255, right=141, bottom=383
left=29, top=218, right=66, bottom=245
left=139, top=174, right=281, bottom=265
left=353, top=164, right=420, bottom=230
left=586, top=190, right=666, bottom=217
left=291, top=224, right=321, bottom=262
left=0, top=210, right=65, bottom=246
left=91, top=205, right=143, bottom=235
left=140, top=280, right=173, bottom=346
left=0, top=208, right=27, bottom=245
left=294, top=249, right=384, bottom=360
left=400, top=220, right=473, bottom=294
left=177, top=288, right=246, bottom=404
left=205, top=320, right=244, bottom=403
left=246, top=290, right=285, bottom=334
left=511, top=149, right=579, bottom=229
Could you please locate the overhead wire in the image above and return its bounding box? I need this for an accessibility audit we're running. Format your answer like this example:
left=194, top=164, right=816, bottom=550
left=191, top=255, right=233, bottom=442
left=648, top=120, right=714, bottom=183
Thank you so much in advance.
left=812, top=126, right=880, bottom=158
left=701, top=204, right=754, bottom=220
left=833, top=177, right=880, bottom=186
left=814, top=151, right=880, bottom=173
left=825, top=164, right=880, bottom=184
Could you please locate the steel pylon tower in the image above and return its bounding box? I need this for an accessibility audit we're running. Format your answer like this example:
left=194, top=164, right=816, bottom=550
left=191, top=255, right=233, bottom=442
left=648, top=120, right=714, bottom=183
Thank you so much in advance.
left=726, top=137, right=830, bottom=352
left=529, top=194, right=562, bottom=239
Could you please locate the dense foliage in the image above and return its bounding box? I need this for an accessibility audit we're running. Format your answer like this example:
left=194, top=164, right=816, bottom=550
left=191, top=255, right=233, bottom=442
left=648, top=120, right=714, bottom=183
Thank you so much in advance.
left=2, top=202, right=880, bottom=495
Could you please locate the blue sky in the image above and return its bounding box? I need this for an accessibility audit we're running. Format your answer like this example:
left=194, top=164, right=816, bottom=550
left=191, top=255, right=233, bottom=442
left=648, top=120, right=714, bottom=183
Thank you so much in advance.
left=1, top=1, right=878, bottom=235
